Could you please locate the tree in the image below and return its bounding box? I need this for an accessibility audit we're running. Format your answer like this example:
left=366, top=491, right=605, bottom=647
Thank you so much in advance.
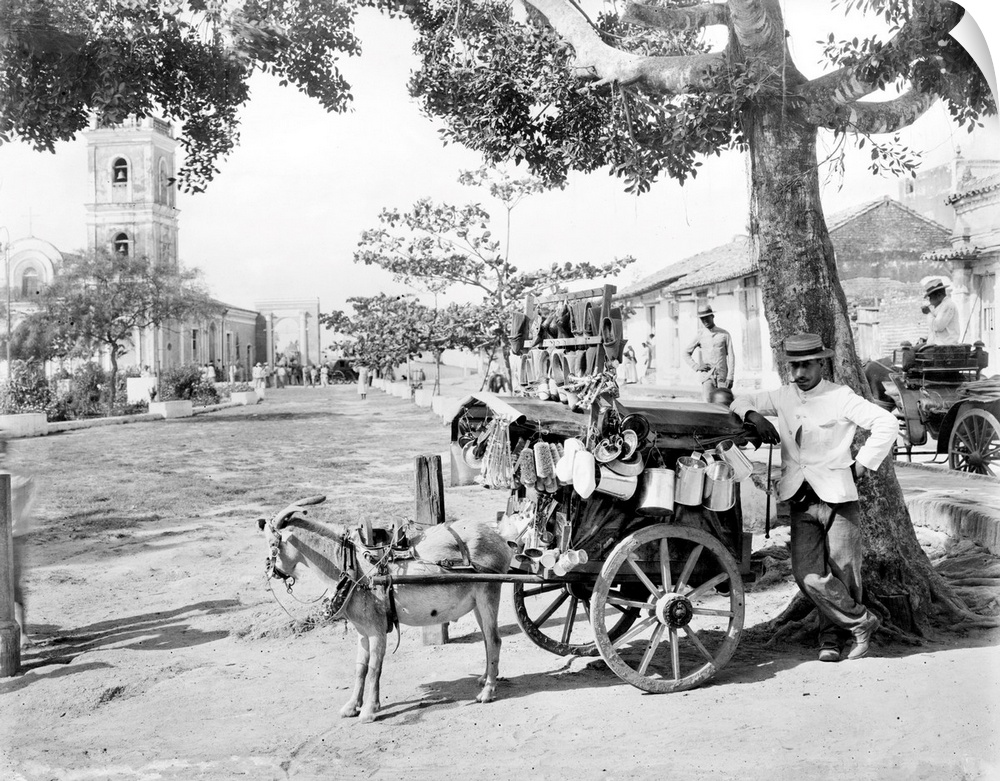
left=39, top=249, right=219, bottom=411
left=322, top=293, right=488, bottom=389
left=0, top=0, right=361, bottom=191
left=355, top=166, right=635, bottom=381
left=1, top=311, right=61, bottom=363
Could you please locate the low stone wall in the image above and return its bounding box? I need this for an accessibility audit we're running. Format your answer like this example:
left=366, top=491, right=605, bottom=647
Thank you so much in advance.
left=149, top=400, right=194, bottom=419
left=0, top=414, right=48, bottom=438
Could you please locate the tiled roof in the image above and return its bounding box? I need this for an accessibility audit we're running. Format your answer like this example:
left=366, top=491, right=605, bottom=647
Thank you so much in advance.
left=921, top=245, right=982, bottom=262
left=616, top=196, right=947, bottom=300
left=946, top=172, right=1000, bottom=204
left=826, top=196, right=949, bottom=234
left=617, top=236, right=751, bottom=298
left=665, top=236, right=754, bottom=292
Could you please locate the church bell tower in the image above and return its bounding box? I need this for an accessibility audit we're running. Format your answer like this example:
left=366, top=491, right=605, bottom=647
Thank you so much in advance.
left=83, top=116, right=179, bottom=268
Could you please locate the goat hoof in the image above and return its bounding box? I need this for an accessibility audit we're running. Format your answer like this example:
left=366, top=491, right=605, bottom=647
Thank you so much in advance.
left=476, top=688, right=497, bottom=704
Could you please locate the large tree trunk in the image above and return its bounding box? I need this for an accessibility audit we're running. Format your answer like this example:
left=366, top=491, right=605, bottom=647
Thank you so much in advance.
left=747, top=101, right=943, bottom=633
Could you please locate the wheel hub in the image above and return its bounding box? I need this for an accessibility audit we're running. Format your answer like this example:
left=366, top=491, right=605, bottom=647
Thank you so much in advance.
left=655, top=593, right=694, bottom=628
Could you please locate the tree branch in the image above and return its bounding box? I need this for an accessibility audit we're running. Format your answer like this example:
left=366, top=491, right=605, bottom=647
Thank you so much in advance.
left=836, top=89, right=938, bottom=134
left=621, top=2, right=729, bottom=32
left=801, top=1, right=963, bottom=108
left=522, top=0, right=726, bottom=92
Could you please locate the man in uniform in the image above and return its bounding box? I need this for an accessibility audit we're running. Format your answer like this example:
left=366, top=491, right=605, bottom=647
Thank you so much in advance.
left=684, top=304, right=736, bottom=400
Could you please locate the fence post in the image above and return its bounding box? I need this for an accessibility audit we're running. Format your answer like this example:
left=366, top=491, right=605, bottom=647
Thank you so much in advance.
left=415, top=455, right=448, bottom=645
left=0, top=473, right=21, bottom=676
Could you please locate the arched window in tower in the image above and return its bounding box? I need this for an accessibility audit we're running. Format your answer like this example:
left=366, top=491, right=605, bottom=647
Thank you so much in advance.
left=112, top=157, right=130, bottom=203
left=113, top=232, right=131, bottom=256
left=20, top=268, right=40, bottom=299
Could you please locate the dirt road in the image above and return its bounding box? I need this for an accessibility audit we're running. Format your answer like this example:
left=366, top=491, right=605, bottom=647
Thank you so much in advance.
left=1, top=388, right=997, bottom=780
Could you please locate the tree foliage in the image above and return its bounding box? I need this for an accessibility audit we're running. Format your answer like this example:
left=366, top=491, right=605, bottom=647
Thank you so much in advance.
left=322, top=293, right=483, bottom=376
left=0, top=0, right=361, bottom=191
left=355, top=166, right=635, bottom=364
left=405, top=0, right=993, bottom=192
left=38, top=249, right=219, bottom=409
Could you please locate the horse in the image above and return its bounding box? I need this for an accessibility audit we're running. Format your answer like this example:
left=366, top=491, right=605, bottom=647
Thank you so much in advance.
left=257, top=496, right=513, bottom=723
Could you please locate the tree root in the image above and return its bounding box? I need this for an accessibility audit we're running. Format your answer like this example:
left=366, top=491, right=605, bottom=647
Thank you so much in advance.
left=928, top=576, right=1000, bottom=627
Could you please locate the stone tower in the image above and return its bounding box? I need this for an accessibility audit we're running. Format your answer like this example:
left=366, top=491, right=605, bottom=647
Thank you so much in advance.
left=83, top=116, right=179, bottom=267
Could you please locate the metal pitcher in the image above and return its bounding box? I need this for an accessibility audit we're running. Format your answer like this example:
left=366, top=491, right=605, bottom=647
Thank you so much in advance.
left=674, top=457, right=707, bottom=506
left=636, top=468, right=675, bottom=516
left=594, top=466, right=638, bottom=500
left=702, top=461, right=736, bottom=512
left=714, top=439, right=754, bottom=482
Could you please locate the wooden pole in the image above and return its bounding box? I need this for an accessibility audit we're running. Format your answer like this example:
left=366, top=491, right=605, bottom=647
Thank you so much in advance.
left=414, top=455, right=445, bottom=527
left=0, top=472, right=21, bottom=676
left=415, top=455, right=448, bottom=644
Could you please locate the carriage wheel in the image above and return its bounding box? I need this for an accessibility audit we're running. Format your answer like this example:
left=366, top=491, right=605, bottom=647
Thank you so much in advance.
left=513, top=580, right=639, bottom=657
left=590, top=524, right=744, bottom=693
left=330, top=370, right=348, bottom=384
left=949, top=407, right=1000, bottom=477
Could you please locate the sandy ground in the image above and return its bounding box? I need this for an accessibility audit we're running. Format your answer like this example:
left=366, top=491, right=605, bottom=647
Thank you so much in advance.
left=1, top=386, right=998, bottom=781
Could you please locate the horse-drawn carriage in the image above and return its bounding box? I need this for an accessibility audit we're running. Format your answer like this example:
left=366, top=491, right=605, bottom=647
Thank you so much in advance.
left=877, top=342, right=1000, bottom=477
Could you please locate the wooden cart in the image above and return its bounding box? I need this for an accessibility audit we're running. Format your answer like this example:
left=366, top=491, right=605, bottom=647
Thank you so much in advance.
left=442, top=285, right=759, bottom=693
left=882, top=343, right=1000, bottom=477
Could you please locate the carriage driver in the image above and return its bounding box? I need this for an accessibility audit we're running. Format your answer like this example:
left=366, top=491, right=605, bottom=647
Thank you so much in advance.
left=732, top=333, right=898, bottom=663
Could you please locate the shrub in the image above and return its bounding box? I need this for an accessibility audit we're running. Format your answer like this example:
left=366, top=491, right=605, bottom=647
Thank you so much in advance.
left=161, top=364, right=219, bottom=406
left=0, top=360, right=54, bottom=415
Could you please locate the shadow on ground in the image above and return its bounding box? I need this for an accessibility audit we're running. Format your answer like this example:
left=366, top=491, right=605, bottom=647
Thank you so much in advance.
left=11, top=599, right=240, bottom=676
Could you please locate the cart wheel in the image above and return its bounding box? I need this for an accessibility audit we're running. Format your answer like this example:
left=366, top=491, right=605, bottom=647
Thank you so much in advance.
left=590, top=524, right=744, bottom=693
left=513, top=581, right=639, bottom=657
left=949, top=406, right=1000, bottom=477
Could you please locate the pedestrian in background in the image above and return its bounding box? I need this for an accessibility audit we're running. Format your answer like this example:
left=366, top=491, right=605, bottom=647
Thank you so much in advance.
left=732, top=333, right=897, bottom=663
left=357, top=365, right=369, bottom=400
left=685, top=304, right=735, bottom=400
left=639, top=336, right=654, bottom=383
left=921, top=278, right=960, bottom=345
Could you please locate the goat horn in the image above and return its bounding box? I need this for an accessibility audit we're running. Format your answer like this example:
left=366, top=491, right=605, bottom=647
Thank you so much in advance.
left=296, top=495, right=327, bottom=507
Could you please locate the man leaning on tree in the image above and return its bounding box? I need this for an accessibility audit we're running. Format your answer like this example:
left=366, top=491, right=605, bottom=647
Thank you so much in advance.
left=732, top=333, right=898, bottom=663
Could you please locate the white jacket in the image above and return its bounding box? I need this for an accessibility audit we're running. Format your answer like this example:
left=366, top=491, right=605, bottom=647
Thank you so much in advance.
left=732, top=379, right=898, bottom=504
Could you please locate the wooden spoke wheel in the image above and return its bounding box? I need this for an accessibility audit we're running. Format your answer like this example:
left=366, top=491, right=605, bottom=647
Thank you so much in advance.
left=513, top=580, right=639, bottom=657
left=330, top=370, right=350, bottom=384
left=949, top=406, right=1000, bottom=477
left=590, top=524, right=744, bottom=693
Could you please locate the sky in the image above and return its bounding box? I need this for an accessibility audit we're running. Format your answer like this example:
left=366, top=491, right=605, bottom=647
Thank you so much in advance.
left=0, top=1, right=998, bottom=318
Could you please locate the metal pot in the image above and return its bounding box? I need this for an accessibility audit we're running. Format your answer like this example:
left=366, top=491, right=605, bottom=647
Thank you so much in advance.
left=702, top=461, right=736, bottom=512
left=674, top=457, right=707, bottom=506
left=594, top=466, right=638, bottom=500
left=636, top=468, right=675, bottom=516
left=714, top=439, right=754, bottom=482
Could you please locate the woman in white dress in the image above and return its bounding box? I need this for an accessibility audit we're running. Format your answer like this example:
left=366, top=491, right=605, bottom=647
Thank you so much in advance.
left=356, top=365, right=369, bottom=399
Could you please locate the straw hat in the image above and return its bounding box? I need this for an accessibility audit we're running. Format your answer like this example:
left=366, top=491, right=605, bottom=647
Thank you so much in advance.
left=697, top=304, right=715, bottom=318
left=778, top=333, right=834, bottom=361
left=924, top=278, right=948, bottom=297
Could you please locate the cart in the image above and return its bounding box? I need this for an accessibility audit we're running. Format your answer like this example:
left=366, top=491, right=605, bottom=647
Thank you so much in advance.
left=440, top=285, right=760, bottom=693
left=881, top=342, right=1000, bottom=477
left=327, top=359, right=359, bottom=384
